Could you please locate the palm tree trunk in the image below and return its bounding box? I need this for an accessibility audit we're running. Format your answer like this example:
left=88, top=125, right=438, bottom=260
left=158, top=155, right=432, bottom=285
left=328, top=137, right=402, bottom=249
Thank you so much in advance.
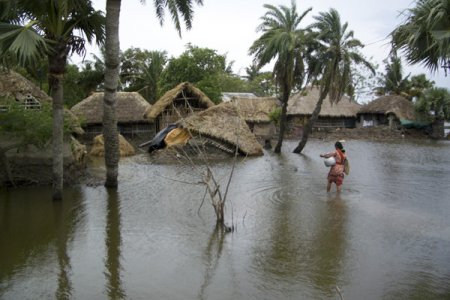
left=103, top=0, right=121, bottom=188
left=48, top=43, right=68, bottom=200
left=274, top=83, right=291, bottom=153
left=293, top=86, right=328, bottom=154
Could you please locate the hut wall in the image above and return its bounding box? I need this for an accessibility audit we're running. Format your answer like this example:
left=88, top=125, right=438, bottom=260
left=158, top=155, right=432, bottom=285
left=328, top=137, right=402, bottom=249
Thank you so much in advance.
left=156, top=103, right=204, bottom=132
left=251, top=123, right=276, bottom=139
left=359, top=113, right=386, bottom=127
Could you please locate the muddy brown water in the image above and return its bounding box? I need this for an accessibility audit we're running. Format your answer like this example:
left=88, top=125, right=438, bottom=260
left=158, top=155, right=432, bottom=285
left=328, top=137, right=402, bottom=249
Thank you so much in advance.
left=1, top=140, right=450, bottom=300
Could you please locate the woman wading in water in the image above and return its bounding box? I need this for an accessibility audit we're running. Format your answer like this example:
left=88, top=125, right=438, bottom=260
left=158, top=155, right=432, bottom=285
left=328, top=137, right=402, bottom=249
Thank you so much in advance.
left=320, top=141, right=347, bottom=192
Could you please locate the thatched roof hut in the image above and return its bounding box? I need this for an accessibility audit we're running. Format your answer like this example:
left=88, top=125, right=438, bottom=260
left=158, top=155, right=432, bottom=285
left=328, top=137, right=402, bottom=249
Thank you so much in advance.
left=71, top=92, right=150, bottom=124
left=144, top=82, right=215, bottom=132
left=287, top=87, right=361, bottom=117
left=180, top=103, right=263, bottom=156
left=230, top=97, right=279, bottom=123
left=0, top=70, right=51, bottom=104
left=0, top=70, right=83, bottom=134
left=358, top=95, right=416, bottom=121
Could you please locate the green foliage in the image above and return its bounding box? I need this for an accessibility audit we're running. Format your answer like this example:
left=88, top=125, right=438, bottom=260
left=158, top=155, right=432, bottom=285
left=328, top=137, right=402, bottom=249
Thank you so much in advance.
left=159, top=44, right=232, bottom=102
left=248, top=72, right=277, bottom=96
left=268, top=107, right=281, bottom=125
left=415, top=87, right=450, bottom=120
left=0, top=102, right=70, bottom=149
left=391, top=0, right=450, bottom=72
left=376, top=54, right=435, bottom=100
left=249, top=1, right=312, bottom=100
left=121, top=47, right=167, bottom=103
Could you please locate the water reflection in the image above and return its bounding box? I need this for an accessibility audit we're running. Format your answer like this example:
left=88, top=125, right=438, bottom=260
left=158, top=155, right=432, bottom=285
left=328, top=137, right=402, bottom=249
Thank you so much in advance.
left=1, top=140, right=450, bottom=299
left=53, top=199, right=73, bottom=299
left=309, top=193, right=347, bottom=295
left=104, top=188, right=126, bottom=300
left=0, top=188, right=84, bottom=299
left=198, top=225, right=226, bottom=300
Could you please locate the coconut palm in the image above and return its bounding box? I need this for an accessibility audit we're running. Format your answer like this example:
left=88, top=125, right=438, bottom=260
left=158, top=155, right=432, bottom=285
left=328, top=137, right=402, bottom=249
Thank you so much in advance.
left=0, top=0, right=105, bottom=199
left=249, top=1, right=312, bottom=153
left=391, top=0, right=450, bottom=73
left=293, top=8, right=375, bottom=154
left=103, top=0, right=203, bottom=187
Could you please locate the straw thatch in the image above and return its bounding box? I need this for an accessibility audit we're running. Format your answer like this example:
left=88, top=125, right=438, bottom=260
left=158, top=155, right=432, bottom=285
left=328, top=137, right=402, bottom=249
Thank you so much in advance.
left=180, top=103, right=263, bottom=156
left=230, top=97, right=279, bottom=123
left=0, top=70, right=51, bottom=103
left=287, top=87, right=361, bottom=117
left=90, top=134, right=135, bottom=157
left=144, top=82, right=215, bottom=120
left=0, top=70, right=83, bottom=134
left=358, top=95, right=416, bottom=120
left=71, top=92, right=151, bottom=124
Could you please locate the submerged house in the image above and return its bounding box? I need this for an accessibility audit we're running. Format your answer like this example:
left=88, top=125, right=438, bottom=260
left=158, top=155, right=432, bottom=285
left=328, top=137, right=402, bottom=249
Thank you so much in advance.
left=287, top=87, right=361, bottom=136
left=357, top=95, right=416, bottom=129
left=180, top=103, right=263, bottom=156
left=230, top=97, right=279, bottom=139
left=71, top=92, right=152, bottom=137
left=144, top=82, right=215, bottom=134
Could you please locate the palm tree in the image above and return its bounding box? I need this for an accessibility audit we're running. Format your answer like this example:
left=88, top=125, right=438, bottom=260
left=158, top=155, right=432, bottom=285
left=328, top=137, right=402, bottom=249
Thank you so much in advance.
left=391, top=0, right=450, bottom=74
left=103, top=0, right=203, bottom=187
left=293, top=8, right=375, bottom=153
left=249, top=1, right=312, bottom=153
left=0, top=0, right=105, bottom=199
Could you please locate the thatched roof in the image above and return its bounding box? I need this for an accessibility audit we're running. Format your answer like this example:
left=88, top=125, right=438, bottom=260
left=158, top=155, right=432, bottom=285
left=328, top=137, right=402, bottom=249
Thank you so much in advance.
left=0, top=70, right=51, bottom=103
left=179, top=103, right=263, bottom=156
left=287, top=87, right=361, bottom=117
left=71, top=92, right=151, bottom=124
left=230, top=97, right=279, bottom=123
left=358, top=95, right=416, bottom=120
left=144, top=82, right=215, bottom=120
left=0, top=70, right=83, bottom=134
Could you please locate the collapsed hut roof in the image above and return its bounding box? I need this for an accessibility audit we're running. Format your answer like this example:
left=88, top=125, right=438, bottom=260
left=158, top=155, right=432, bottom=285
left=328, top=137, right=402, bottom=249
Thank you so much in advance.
left=358, top=95, right=416, bottom=120
left=287, top=87, right=361, bottom=117
left=179, top=103, right=263, bottom=156
left=230, top=97, right=279, bottom=123
left=0, top=70, right=51, bottom=103
left=71, top=92, right=151, bottom=124
left=144, top=82, right=215, bottom=120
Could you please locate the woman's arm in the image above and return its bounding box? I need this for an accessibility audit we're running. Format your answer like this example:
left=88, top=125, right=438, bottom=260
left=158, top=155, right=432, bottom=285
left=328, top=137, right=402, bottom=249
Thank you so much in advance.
left=320, top=151, right=335, bottom=158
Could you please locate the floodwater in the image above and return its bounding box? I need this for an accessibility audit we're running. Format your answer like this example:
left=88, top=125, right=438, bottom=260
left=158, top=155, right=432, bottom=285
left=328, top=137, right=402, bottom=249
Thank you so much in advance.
left=1, top=140, right=450, bottom=300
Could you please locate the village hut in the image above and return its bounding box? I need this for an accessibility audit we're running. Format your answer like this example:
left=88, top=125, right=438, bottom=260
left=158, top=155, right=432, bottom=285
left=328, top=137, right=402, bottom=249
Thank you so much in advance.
left=144, top=82, right=215, bottom=133
left=180, top=103, right=263, bottom=156
left=71, top=92, right=152, bottom=137
left=287, top=87, right=361, bottom=137
left=357, top=95, right=416, bottom=129
left=90, top=134, right=135, bottom=157
left=230, top=97, right=279, bottom=139
left=0, top=70, right=50, bottom=108
left=0, top=70, right=83, bottom=134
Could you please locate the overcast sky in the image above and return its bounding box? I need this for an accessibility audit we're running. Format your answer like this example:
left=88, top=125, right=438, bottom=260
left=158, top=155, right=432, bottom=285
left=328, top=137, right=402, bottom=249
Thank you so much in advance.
left=73, top=0, right=448, bottom=90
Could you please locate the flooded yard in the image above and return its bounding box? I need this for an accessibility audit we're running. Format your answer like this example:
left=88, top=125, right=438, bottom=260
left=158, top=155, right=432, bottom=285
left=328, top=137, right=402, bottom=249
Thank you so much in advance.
left=1, top=139, right=450, bottom=299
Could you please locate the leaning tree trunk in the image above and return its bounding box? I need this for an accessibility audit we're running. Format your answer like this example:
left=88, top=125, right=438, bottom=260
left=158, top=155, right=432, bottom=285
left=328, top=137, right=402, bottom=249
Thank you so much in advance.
left=48, top=43, right=68, bottom=200
left=103, top=0, right=121, bottom=188
left=293, top=87, right=328, bottom=154
left=274, top=83, right=291, bottom=153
